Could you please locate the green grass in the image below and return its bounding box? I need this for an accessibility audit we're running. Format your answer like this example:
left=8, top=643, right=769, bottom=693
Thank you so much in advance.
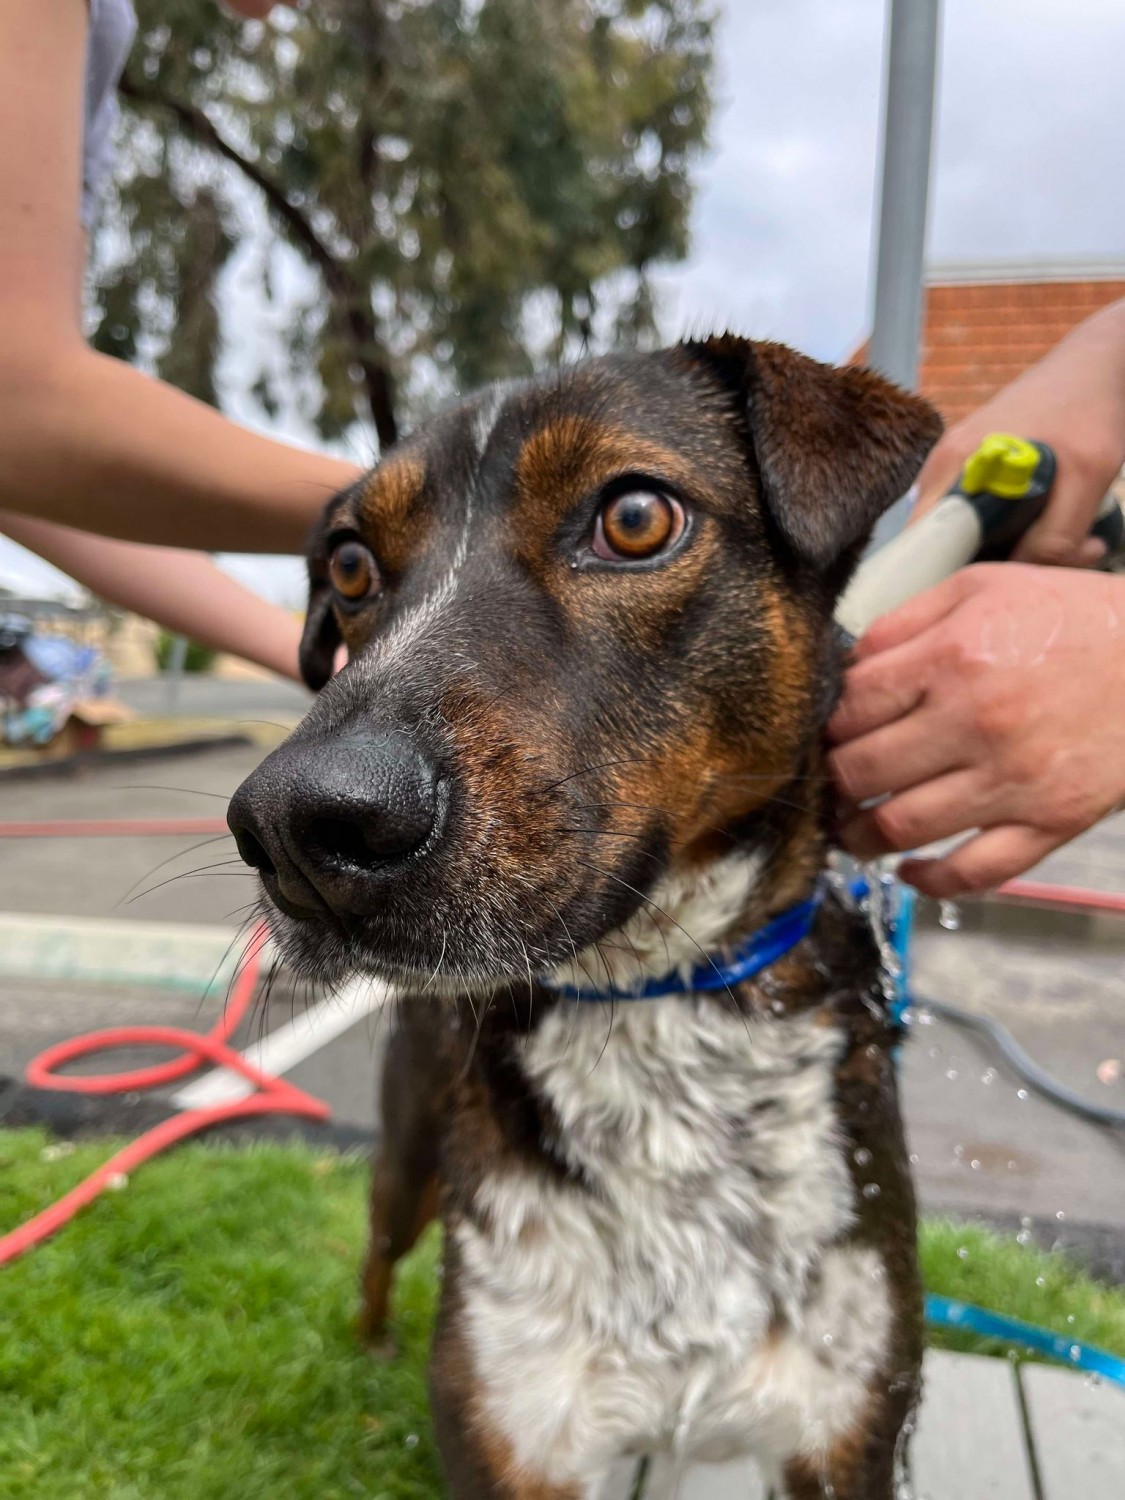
left=1, top=1127, right=1123, bottom=1499
left=0, top=1130, right=440, bottom=1500
left=920, top=1218, right=1125, bottom=1361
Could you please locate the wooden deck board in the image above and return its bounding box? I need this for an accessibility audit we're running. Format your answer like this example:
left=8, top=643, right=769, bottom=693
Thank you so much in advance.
left=598, top=1350, right=1119, bottom=1499
left=911, top=1350, right=1037, bottom=1497
left=644, top=1453, right=768, bottom=1500
left=1021, top=1361, right=1125, bottom=1500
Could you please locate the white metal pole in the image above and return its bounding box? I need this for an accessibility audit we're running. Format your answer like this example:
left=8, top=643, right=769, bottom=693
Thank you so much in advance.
left=868, top=0, right=942, bottom=544
left=869, top=0, right=941, bottom=388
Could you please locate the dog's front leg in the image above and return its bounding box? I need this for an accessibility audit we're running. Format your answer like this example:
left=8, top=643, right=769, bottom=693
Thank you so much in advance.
left=359, top=1001, right=452, bottom=1349
left=780, top=1034, right=924, bottom=1499
left=776, top=1237, right=922, bottom=1500
left=779, top=1373, right=915, bottom=1500
left=429, top=1325, right=582, bottom=1500
left=428, top=1236, right=587, bottom=1500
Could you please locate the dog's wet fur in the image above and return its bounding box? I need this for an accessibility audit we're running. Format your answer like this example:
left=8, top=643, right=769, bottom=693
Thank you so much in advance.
left=229, top=336, right=941, bottom=1499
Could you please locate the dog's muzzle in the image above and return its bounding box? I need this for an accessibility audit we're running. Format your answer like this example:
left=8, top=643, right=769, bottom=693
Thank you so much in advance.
left=228, top=725, right=446, bottom=922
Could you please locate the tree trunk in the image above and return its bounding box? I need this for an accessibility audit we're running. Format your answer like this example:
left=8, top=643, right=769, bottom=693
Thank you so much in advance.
left=325, top=270, right=399, bottom=452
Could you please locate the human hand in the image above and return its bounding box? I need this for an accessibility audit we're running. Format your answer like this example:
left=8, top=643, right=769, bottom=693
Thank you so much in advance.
left=910, top=299, right=1125, bottom=567
left=827, top=564, right=1125, bottom=897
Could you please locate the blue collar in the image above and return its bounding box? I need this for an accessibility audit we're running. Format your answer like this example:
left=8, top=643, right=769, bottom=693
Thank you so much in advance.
left=542, top=885, right=826, bottom=1002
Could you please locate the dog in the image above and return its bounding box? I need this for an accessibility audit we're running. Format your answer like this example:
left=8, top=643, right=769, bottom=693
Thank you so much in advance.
left=228, top=334, right=941, bottom=1499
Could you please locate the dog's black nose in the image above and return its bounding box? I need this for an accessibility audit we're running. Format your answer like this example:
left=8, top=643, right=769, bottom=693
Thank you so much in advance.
left=228, top=727, right=443, bottom=917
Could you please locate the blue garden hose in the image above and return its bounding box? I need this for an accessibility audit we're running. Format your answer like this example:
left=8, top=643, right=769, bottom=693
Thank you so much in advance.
left=924, top=1295, right=1125, bottom=1385
left=862, top=876, right=1125, bottom=1389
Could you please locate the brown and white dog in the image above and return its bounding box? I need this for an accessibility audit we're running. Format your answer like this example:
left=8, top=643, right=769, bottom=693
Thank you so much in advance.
left=228, top=336, right=941, bottom=1499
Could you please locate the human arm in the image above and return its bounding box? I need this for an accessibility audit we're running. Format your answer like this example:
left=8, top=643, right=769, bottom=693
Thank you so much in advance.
left=827, top=565, right=1125, bottom=897
left=0, top=512, right=305, bottom=682
left=0, top=0, right=360, bottom=552
left=908, top=297, right=1125, bottom=566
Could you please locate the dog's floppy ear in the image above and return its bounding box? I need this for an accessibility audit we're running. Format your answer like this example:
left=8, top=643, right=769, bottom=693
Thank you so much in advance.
left=299, top=541, right=342, bottom=692
left=682, top=335, right=942, bottom=577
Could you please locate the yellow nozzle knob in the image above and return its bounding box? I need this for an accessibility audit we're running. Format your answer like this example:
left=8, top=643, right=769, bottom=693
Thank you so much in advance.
left=959, top=433, right=1042, bottom=499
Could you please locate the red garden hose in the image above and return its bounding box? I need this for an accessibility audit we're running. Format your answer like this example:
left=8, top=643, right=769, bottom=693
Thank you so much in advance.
left=997, top=878, right=1125, bottom=916
left=0, top=920, right=330, bottom=1267
left=0, top=818, right=229, bottom=838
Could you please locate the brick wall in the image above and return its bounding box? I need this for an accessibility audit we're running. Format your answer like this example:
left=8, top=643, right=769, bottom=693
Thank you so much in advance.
left=918, top=278, right=1125, bottom=424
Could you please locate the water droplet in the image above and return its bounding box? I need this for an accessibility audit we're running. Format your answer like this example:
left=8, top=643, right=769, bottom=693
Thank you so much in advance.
left=106, top=1172, right=128, bottom=1192
left=915, top=1007, right=934, bottom=1027
left=854, top=1147, right=873, bottom=1168
left=1036, top=1276, right=1046, bottom=1287
left=945, top=1068, right=959, bottom=1082
left=1069, top=1344, right=1082, bottom=1363
left=980, top=1068, right=996, bottom=1086
left=822, top=1332, right=834, bottom=1347
left=1017, top=1088, right=1029, bottom=1101
left=1020, top=1215, right=1032, bottom=1228
left=1086, top=1373, right=1104, bottom=1390
left=970, top=1159, right=981, bottom=1171
left=1067, top=1314, right=1075, bottom=1325
left=1096, top=1057, right=1121, bottom=1086
left=938, top=900, right=961, bottom=930
left=1007, top=1160, right=1017, bottom=1172
left=1055, top=1210, right=1066, bottom=1222
left=908, top=1152, right=919, bottom=1166
left=40, top=1141, right=76, bottom=1163
left=957, top=1246, right=970, bottom=1260
left=404, top=1432, right=420, bottom=1449
left=1016, top=1230, right=1032, bottom=1246
left=862, top=1182, right=881, bottom=1200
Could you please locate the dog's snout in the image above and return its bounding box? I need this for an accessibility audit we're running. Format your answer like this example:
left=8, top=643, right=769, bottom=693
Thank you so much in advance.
left=228, top=727, right=444, bottom=918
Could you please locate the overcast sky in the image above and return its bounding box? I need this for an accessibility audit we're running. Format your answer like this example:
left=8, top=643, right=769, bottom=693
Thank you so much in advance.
left=657, top=0, right=1125, bottom=358
left=6, top=0, right=1124, bottom=609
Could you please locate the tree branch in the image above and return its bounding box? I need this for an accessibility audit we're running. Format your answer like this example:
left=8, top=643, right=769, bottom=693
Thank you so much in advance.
left=119, top=74, right=336, bottom=281
left=118, top=74, right=399, bottom=448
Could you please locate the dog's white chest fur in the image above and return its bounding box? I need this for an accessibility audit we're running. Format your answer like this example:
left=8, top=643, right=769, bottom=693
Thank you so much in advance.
left=456, top=1000, right=890, bottom=1490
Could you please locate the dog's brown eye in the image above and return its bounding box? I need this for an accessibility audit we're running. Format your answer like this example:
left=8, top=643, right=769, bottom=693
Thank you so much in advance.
left=328, top=540, right=378, bottom=603
left=594, top=490, right=684, bottom=561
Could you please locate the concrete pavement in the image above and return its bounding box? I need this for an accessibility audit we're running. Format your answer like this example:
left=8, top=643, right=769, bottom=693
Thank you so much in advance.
left=113, top=674, right=312, bottom=723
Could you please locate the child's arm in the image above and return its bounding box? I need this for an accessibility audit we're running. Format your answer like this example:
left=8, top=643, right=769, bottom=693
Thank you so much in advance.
left=1, top=513, right=306, bottom=683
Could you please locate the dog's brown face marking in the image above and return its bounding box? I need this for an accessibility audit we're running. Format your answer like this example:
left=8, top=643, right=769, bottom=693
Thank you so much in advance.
left=355, top=454, right=429, bottom=576
left=253, top=340, right=939, bottom=988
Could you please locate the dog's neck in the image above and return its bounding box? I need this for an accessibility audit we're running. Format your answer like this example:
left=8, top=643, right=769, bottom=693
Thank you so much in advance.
left=443, top=779, right=876, bottom=1199
left=440, top=761, right=885, bottom=1202
left=545, top=766, right=828, bottom=1001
